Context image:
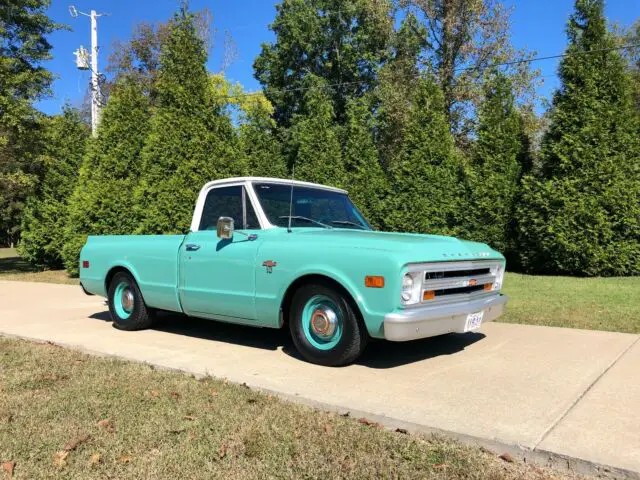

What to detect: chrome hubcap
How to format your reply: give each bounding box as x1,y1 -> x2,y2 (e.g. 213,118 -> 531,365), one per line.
121,288 -> 134,312
310,306 -> 338,339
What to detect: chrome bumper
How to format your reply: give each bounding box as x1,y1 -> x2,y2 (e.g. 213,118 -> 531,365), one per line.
383,294 -> 508,341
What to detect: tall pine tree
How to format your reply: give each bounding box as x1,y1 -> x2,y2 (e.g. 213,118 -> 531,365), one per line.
135,8 -> 239,234
289,76 -> 345,188
342,95 -> 388,228
517,0 -> 640,276
62,80 -> 151,275
466,72 -> 529,256
385,78 -> 465,236
19,107 -> 88,268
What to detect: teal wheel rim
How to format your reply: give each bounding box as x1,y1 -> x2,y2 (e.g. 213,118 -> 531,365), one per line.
301,295 -> 343,350
113,281 -> 134,320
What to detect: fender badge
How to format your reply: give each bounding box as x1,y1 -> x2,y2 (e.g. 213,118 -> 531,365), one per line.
263,260 -> 277,274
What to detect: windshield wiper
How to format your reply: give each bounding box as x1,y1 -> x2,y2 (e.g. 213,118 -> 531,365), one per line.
279,216 -> 332,229
331,220 -> 369,230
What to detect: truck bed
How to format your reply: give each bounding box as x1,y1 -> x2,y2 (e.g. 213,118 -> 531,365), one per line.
80,235 -> 186,312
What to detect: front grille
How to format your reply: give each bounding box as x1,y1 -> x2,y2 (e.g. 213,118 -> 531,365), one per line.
425,267 -> 490,280
434,284 -> 486,296
411,260 -> 502,305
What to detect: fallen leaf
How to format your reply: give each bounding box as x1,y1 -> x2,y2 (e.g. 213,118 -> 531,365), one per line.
218,444 -> 227,458
358,418 -> 381,428
323,423 -> 332,434
89,453 -> 101,466
210,390 -> 219,397
64,434 -> 90,451
170,391 -> 180,400
118,455 -> 132,464
183,415 -> 196,421
395,428 -> 408,435
499,453 -> 515,463
53,451 -> 69,468
2,461 -> 15,477
432,463 -> 448,469
150,390 -> 160,398
97,418 -> 115,433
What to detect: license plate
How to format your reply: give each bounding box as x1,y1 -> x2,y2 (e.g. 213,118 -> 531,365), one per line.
464,311 -> 484,332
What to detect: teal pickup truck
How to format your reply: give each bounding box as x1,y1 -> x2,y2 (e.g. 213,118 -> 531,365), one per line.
80,177 -> 507,366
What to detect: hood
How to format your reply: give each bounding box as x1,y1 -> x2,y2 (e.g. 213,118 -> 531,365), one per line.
291,228 -> 503,264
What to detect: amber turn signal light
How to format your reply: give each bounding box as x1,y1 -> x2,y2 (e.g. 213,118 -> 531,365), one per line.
365,276 -> 385,288
423,290 -> 435,301
483,283 -> 493,291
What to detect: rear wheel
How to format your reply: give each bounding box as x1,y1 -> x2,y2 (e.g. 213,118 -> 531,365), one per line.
108,271 -> 154,331
289,283 -> 367,366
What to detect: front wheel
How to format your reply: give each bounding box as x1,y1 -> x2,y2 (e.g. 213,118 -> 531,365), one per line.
108,271 -> 154,331
289,283 -> 367,366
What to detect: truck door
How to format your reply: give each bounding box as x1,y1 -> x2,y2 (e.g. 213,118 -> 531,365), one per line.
179,185 -> 261,321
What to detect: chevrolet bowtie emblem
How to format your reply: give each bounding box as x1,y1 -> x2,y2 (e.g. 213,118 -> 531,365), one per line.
262,260 -> 277,273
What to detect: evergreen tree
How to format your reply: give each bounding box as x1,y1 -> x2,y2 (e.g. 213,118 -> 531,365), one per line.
18,107 -> 88,268
62,80 -> 151,275
466,72 -> 529,256
517,0 -> 640,276
237,94 -> 287,178
289,76 -> 345,188
342,96 -> 388,228
385,78 -> 465,235
0,0 -> 60,246
135,8 -> 240,234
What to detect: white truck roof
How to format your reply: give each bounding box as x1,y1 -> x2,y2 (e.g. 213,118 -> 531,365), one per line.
200,177 -> 348,194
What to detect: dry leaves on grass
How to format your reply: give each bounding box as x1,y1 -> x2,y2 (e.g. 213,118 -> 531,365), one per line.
89,453 -> 101,466
183,415 -> 196,421
358,418 -> 381,428
170,391 -> 180,400
218,444 -> 227,459
118,455 -> 133,464
2,461 -> 15,477
63,434 -> 90,452
97,418 -> 115,433
323,423 -> 332,434
150,390 -> 160,398
53,451 -> 69,468
499,452 -> 515,463
210,390 -> 219,398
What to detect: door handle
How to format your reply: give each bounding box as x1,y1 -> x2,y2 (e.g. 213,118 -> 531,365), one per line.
185,244 -> 201,251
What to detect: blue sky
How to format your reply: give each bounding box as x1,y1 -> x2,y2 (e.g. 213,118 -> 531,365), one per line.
37,0 -> 639,115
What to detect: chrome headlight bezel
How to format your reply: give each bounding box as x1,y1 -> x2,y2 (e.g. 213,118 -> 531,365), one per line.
401,272 -> 422,305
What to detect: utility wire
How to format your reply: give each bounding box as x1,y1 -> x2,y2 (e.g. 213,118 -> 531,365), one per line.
214,43 -> 640,101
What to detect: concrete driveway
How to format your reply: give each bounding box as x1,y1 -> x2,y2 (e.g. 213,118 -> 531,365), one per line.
1,280 -> 639,477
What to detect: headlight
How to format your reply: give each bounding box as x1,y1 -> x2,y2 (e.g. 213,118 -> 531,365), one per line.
401,272 -> 421,305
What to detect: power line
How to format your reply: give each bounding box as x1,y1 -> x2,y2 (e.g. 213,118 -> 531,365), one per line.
214,43 -> 640,101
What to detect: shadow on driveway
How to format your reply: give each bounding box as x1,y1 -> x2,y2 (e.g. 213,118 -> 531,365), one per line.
89,310 -> 485,369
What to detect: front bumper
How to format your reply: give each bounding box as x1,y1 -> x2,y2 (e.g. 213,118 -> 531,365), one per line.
383,294 -> 508,341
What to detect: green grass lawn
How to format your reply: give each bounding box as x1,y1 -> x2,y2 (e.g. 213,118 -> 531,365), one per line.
2,247 -> 638,334
501,272 -> 640,334
0,338 -> 574,480
0,248 -> 77,285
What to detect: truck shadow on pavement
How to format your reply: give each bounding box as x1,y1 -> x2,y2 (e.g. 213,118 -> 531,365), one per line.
89,310 -> 485,369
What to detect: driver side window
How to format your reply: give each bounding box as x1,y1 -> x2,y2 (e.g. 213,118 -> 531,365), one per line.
199,186 -> 260,231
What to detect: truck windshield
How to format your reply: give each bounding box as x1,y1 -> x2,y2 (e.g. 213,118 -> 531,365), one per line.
253,183 -> 372,230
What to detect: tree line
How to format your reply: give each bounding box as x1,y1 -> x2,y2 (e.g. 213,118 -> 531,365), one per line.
2,0 -> 639,277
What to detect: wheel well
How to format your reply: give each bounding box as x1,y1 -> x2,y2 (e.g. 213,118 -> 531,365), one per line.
105,266 -> 132,293
280,274 -> 364,328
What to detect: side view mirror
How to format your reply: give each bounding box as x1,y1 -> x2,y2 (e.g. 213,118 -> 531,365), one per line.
217,216 -> 234,239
